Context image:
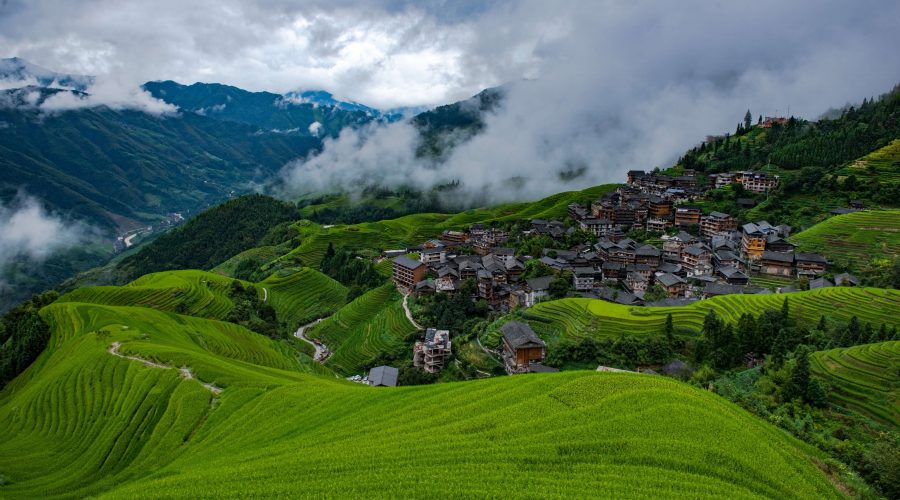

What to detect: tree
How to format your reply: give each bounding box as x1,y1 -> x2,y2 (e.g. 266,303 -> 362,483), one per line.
782,346 -> 827,407
664,313 -> 674,345
744,109 -> 753,130
644,284 -> 668,303
549,274 -> 572,299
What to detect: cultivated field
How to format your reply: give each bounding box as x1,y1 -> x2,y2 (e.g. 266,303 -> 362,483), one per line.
790,210 -> 900,270
524,287 -> 900,342
810,341 -> 899,427
306,283 -> 416,374
0,299 -> 843,498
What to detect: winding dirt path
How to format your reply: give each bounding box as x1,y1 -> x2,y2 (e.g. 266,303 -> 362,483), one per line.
402,294 -> 423,330
109,341 -> 222,394
294,319 -> 329,363
262,287 -> 268,303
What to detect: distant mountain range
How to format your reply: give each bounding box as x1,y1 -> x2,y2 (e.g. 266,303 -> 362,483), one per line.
0,57 -> 93,91
0,57 -> 503,233
0,57 -> 503,309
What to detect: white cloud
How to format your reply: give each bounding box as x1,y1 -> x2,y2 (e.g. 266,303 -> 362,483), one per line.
308,121 -> 323,136
38,75 -> 178,115
0,195 -> 92,268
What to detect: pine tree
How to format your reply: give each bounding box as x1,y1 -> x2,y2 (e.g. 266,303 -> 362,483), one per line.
744,109 -> 753,130
817,315 -> 827,332
664,313 -> 674,345
781,297 -> 790,321
783,346 -> 812,402
847,316 -> 861,345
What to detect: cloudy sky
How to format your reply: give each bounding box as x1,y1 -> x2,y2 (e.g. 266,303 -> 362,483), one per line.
2,0 -> 900,202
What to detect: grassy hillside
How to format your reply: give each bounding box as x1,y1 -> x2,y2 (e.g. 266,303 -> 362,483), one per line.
837,138 -> 900,188
789,210 -> 900,271
0,298 -> 842,497
306,283 -> 415,375
810,341 -> 899,426
260,267 -> 348,327
524,288 -> 900,343
281,184 -> 615,266
58,268 -> 346,333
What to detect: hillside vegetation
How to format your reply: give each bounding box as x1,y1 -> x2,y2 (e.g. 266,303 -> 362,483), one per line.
810,341 -> 899,426
307,283 -> 415,375
790,210 -> 900,273
524,287 -> 900,343
0,295 -> 842,498
281,184 -> 615,266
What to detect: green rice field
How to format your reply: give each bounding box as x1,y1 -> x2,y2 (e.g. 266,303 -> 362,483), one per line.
810,341 -> 899,427
789,210 -> 900,270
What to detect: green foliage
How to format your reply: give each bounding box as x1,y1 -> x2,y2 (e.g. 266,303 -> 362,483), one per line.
545,335 -> 673,369
0,105 -> 320,232
319,243 -> 384,292
789,210 -> 900,278
0,291 -> 58,388
526,287 -> 900,342
118,195 -> 299,281
0,307 -> 845,500
810,341 -> 900,426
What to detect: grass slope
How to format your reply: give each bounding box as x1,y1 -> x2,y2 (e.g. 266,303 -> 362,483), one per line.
810,341 -> 900,427
260,268 -> 348,327
0,300 -> 842,498
281,185 -> 616,266
524,288 -> 900,343
57,268 -> 347,331
789,210 -> 900,270
307,283 -> 415,374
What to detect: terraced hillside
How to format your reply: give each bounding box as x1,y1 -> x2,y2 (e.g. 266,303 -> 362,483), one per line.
57,268 -> 347,332
524,287 -> 900,343
280,184 -> 616,266
789,210 -> 900,270
810,341 -> 900,427
838,138 -> 900,188
57,270 -> 241,319
0,298 -> 843,498
306,283 -> 416,374
260,268 -> 348,327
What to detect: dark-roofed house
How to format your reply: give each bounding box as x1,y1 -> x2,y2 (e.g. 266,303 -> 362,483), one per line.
834,273 -> 859,287
674,206 -> 702,227
759,251 -> 794,276
501,321 -> 547,374
700,211 -> 737,239
810,277 -> 834,290
656,272 -> 688,298
717,266 -> 749,285
392,256 -> 426,289
368,366 -> 399,387
703,283 -> 745,298
795,253 -> 827,277
573,267 -> 597,291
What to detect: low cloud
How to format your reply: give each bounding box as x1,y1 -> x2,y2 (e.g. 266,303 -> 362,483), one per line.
279,1 -> 900,205
0,195 -> 93,270
38,75 -> 178,115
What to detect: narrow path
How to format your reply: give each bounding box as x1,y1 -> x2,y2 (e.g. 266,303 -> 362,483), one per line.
402,294 -> 423,330
294,318 -> 329,363
262,287 -> 268,303
109,342 -> 222,394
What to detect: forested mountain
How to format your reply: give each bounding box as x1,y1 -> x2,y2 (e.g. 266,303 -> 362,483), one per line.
412,86 -> 506,158
143,81 -> 379,137
0,102 -> 320,233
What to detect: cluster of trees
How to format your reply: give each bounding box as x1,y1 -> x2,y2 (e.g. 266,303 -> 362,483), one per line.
119,195 -> 300,282
223,280 -> 280,339
681,86 -> 900,176
545,334 -> 675,369
413,279 -> 489,336
697,300 -> 897,374
0,291 -> 58,388
703,304 -> 900,497
320,244 -> 384,300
